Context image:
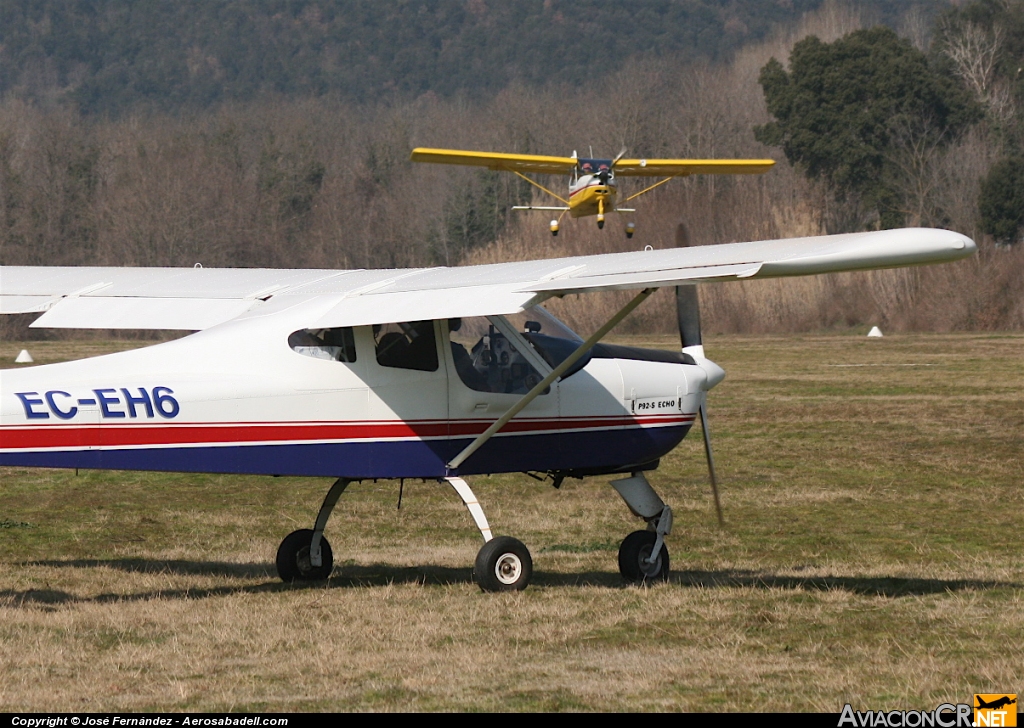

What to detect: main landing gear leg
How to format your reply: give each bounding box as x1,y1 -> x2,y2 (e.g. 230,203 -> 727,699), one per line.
610,472 -> 672,584
276,477 -> 350,582
446,476 -> 533,592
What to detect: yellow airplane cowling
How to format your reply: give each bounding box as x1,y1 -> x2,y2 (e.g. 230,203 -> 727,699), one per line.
569,184 -> 617,218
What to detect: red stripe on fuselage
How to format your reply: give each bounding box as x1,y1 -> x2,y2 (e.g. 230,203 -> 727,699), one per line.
0,415 -> 694,450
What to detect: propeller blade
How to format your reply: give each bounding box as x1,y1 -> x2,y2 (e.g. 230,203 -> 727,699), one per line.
675,221 -> 722,524
611,146 -> 628,167
699,394 -> 725,526
675,223 -> 702,351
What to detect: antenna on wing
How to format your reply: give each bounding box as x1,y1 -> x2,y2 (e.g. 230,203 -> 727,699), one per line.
675,222 -> 724,526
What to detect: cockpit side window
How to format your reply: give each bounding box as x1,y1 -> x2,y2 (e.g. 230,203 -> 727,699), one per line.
448,316 -> 549,395
374,321 -> 439,372
288,327 -> 357,362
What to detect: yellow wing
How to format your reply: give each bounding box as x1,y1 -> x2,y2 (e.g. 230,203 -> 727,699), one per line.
410,148 -> 577,175
613,159 -> 775,176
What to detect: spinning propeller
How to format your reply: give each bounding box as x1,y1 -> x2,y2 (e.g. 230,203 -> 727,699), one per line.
596,147 -> 628,185
675,223 -> 725,525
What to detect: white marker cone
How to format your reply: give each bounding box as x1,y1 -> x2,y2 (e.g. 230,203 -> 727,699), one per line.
867,326 -> 883,338
14,349 -> 34,363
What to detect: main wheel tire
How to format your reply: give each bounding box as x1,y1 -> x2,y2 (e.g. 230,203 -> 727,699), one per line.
276,528 -> 333,582
618,530 -> 670,584
474,536 -> 533,592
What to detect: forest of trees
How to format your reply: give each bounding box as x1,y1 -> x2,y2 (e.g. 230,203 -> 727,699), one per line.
0,0 -> 927,114
0,0 -> 1021,338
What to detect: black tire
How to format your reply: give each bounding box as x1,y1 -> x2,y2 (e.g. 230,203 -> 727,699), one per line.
474,536 -> 533,592
618,530 -> 670,584
276,528 -> 333,582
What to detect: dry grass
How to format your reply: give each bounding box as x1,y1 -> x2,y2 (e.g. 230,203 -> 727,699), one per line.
0,333 -> 1021,711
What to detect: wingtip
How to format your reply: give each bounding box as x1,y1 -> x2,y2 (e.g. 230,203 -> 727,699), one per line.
957,232 -> 978,255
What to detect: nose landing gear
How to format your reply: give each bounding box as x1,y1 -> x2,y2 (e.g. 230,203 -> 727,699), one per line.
611,472 -> 673,584
618,529 -> 670,583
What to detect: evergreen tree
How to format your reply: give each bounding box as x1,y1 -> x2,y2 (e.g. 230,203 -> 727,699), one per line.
756,27 -> 979,230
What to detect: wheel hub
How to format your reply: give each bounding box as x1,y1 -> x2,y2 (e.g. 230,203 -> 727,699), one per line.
494,553 -> 523,585
638,545 -> 662,577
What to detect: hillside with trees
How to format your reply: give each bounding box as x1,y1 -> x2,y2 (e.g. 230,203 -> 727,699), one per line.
0,0 -> 927,115
0,0 -> 1021,336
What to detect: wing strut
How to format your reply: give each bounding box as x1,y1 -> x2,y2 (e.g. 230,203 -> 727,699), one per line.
507,168 -> 570,205
447,287 -> 656,471
623,175 -> 676,203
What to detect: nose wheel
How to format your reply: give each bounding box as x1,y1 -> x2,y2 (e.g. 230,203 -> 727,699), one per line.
610,472 -> 673,584
618,530 -> 670,584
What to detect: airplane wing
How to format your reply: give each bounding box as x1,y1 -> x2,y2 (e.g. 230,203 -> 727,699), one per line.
0,228 -> 975,331
613,159 -> 775,176
410,148 -> 577,175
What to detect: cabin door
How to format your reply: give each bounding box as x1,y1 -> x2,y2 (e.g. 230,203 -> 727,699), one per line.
363,320 -> 449,477
442,316 -> 559,474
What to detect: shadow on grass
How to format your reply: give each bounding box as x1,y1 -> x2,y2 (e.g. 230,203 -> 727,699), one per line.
27,558 -> 273,578
1,560 -> 1017,608
668,569 -> 1020,597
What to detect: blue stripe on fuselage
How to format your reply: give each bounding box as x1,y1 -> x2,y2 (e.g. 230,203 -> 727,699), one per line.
0,425 -> 690,478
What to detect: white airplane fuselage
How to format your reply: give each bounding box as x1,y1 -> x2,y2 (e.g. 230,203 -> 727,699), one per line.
0,314 -> 717,479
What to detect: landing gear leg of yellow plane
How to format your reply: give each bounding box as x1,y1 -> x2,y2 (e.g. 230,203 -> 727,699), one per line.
277,476 -> 350,582
610,471 -> 672,584
597,198 -> 605,229
550,210 -> 567,237
447,476 -> 533,591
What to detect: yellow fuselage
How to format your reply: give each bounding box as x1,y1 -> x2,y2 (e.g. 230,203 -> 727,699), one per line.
568,180 -> 617,219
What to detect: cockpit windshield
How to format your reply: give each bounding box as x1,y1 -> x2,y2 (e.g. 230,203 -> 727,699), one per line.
507,306 -> 593,377
576,158 -> 613,180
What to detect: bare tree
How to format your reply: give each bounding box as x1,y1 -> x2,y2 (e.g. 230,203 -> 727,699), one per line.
942,21 -> 1014,123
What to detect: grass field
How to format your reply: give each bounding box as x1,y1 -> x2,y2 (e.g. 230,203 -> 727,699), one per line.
0,333 -> 1021,712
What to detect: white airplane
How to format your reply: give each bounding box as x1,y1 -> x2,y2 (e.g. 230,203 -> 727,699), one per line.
0,228 -> 975,591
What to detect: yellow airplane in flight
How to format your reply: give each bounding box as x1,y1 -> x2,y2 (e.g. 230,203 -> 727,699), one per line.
410,147 -> 774,237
